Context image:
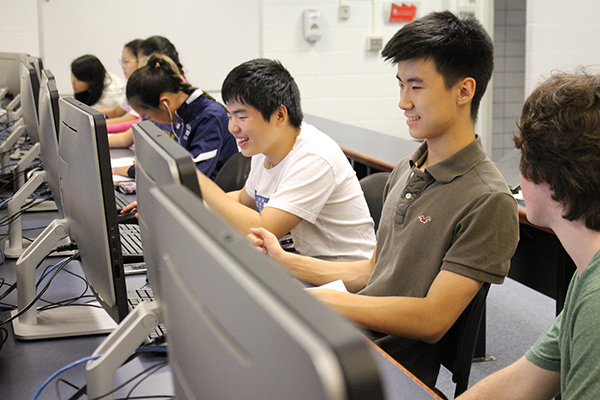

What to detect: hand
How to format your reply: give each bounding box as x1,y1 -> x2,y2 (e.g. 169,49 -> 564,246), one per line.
112,164 -> 132,177
121,201 -> 138,218
247,227 -> 286,263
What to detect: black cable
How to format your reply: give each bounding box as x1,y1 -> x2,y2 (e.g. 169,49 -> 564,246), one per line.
55,378 -> 81,400
0,327 -> 8,353
0,254 -> 76,326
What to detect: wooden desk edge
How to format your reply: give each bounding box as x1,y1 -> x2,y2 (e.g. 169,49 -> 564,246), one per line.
367,340 -> 444,400
342,147 -> 395,172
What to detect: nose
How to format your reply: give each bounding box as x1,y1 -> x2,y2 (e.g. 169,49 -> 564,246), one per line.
228,118 -> 240,133
398,90 -> 412,111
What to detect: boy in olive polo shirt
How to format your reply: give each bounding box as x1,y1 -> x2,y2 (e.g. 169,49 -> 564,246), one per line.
248,11 -> 519,390
459,71 -> 600,400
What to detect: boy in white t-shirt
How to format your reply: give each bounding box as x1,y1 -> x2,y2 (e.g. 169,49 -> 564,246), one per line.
195,58 -> 375,261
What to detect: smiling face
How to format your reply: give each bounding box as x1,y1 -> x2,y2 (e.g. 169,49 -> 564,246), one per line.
226,100 -> 280,158
396,58 -> 461,142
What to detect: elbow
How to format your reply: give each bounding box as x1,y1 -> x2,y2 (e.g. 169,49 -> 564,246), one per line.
420,321 -> 453,344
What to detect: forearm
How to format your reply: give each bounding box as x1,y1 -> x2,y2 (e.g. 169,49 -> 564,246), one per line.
280,252 -> 372,292
107,113 -> 137,125
458,357 -> 560,400
197,171 -> 268,235
108,130 -> 134,148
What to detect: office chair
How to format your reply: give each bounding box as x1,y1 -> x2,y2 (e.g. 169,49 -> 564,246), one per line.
359,172 -> 390,232
214,152 -> 251,192
438,282 -> 491,398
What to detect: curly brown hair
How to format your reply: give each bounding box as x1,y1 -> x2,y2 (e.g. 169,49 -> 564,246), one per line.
515,69 -> 600,230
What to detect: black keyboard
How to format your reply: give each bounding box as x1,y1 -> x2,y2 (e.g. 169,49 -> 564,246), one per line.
115,191 -> 131,210
127,287 -> 166,344
120,224 -> 143,262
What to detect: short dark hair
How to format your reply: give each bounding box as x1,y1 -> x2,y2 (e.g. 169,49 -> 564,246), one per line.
138,35 -> 184,77
71,54 -> 106,106
516,69 -> 600,231
381,11 -> 493,122
124,39 -> 143,59
221,58 -> 303,129
126,54 -> 195,111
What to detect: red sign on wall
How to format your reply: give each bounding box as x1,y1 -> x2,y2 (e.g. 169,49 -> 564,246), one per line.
389,4 -> 417,23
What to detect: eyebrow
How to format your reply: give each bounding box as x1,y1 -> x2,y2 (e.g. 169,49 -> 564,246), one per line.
396,75 -> 424,84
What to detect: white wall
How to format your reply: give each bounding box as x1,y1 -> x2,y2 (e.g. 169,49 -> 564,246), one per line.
526,0 -> 600,94
38,0 -> 260,96
0,0 -> 38,55
261,0 -> 452,141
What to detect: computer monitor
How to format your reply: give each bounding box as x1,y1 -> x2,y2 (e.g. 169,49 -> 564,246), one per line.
37,69 -> 62,215
11,97 -> 128,339
142,181 -> 384,400
86,120 -> 203,399
0,52 -> 24,96
20,60 -> 40,144
57,97 -> 128,322
133,120 -> 201,298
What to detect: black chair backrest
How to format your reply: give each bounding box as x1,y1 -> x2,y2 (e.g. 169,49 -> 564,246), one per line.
359,172 -> 390,232
439,282 -> 491,398
214,152 -> 251,192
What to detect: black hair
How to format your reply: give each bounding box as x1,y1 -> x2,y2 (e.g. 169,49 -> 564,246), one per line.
71,54 -> 106,106
381,10 -> 493,122
138,36 -> 184,77
221,58 -> 303,128
126,54 -> 195,111
124,39 -> 143,59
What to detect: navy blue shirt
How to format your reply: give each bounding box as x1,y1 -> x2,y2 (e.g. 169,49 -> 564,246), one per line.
173,90 -> 237,180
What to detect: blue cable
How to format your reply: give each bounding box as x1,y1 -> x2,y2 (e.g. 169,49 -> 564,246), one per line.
0,196 -> 14,209
36,257 -> 70,288
31,354 -> 102,400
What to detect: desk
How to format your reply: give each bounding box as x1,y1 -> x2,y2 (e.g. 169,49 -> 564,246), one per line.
0,199 -> 441,400
304,114 -> 420,178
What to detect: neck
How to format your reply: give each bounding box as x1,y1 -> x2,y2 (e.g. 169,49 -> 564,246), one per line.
265,125 -> 301,168
553,219 -> 600,276
422,123 -> 476,169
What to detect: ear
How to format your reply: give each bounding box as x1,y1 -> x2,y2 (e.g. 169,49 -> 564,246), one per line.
457,77 -> 476,106
273,105 -> 289,127
159,94 -> 171,111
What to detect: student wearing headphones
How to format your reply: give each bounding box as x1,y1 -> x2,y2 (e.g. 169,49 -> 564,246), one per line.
124,54 -> 237,180
108,36 -> 184,151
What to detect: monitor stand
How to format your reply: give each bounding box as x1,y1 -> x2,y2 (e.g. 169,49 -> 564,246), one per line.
3,170 -> 70,258
11,218 -> 117,340
86,302 -> 162,400
0,120 -> 25,169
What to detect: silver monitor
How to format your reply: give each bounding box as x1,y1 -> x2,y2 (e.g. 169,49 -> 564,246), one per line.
145,182 -> 384,400
37,69 -> 62,215
57,97 -> 128,322
20,61 -> 40,144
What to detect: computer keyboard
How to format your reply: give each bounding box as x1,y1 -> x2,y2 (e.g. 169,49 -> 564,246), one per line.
127,287 -> 166,344
120,224 -> 144,262
115,190 -> 132,210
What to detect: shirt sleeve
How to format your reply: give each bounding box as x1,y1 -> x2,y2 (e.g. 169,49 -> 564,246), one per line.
186,114 -> 225,179
265,155 -> 336,224
525,312 -> 562,372
441,191 -> 519,283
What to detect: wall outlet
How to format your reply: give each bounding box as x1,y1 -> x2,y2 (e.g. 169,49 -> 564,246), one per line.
366,36 -> 383,51
339,4 -> 350,19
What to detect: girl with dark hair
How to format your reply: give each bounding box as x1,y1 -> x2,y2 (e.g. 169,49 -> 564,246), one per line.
98,39 -> 144,131
115,54 -> 237,180
70,54 -> 124,109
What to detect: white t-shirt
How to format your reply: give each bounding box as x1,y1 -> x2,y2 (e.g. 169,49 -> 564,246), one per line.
92,72 -> 125,110
117,94 -> 140,117
245,122 -> 376,261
